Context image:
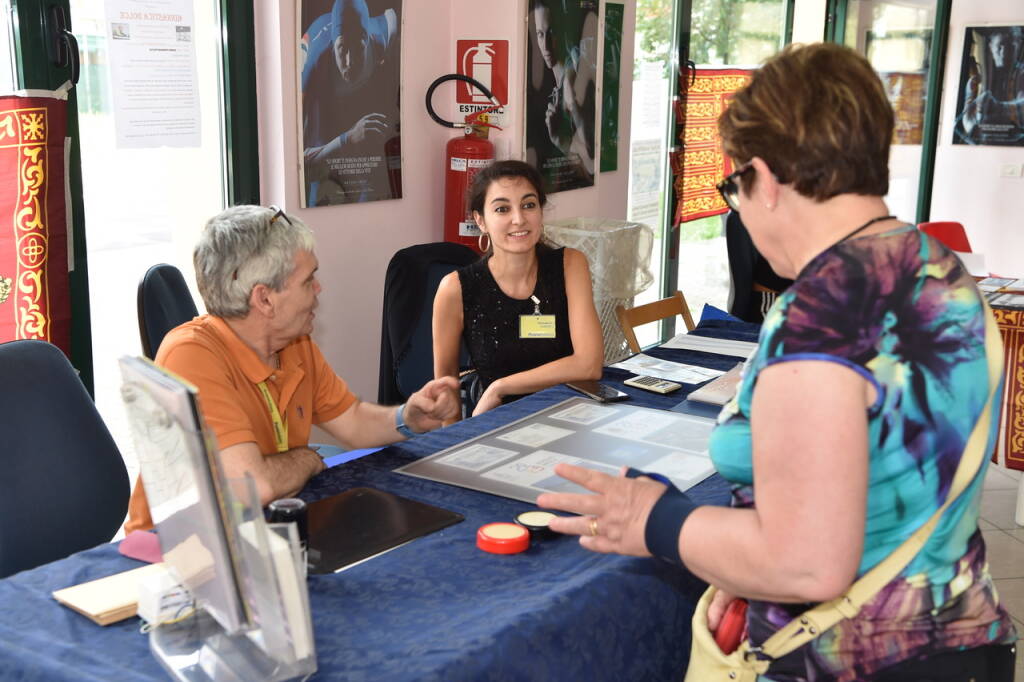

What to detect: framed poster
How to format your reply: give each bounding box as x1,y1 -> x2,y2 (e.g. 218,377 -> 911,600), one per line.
952,26 -> 1024,147
525,0 -> 598,193
299,0 -> 404,207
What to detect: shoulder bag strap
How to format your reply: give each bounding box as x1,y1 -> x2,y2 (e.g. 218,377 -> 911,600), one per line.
755,301 -> 1003,660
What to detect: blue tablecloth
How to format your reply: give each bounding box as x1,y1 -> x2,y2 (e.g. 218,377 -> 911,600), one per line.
0,320 -> 760,681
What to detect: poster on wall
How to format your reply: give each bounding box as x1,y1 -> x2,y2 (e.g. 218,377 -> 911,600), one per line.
879,72 -> 926,145
952,26 -> 1024,147
600,3 -> 624,173
299,0 -> 403,207
525,0 -> 598,193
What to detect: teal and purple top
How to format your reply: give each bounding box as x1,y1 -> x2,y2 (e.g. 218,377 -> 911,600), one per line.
709,225 -> 1017,681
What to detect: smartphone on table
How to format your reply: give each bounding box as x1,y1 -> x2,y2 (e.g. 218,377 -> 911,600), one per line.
565,380 -> 630,403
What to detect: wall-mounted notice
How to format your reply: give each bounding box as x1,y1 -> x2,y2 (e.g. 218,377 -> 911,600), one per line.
105,0 -> 201,148
455,40 -> 509,129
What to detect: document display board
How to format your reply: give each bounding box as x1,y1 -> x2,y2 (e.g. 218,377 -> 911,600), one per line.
397,397 -> 717,503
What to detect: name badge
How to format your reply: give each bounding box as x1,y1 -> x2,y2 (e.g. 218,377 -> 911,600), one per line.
520,314 -> 557,339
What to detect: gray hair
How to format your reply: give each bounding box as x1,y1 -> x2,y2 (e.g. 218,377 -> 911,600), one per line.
194,205 -> 315,318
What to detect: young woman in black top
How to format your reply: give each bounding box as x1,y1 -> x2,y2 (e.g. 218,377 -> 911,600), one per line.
432,161 -> 603,417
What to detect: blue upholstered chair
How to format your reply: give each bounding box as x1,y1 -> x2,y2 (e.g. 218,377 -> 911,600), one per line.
137,263 -> 199,360
378,242 -> 478,405
0,340 -> 129,578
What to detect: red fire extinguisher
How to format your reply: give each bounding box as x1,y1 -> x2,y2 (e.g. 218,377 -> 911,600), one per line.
426,74 -> 502,253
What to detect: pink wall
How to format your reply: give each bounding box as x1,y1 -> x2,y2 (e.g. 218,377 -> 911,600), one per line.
255,1 -> 636,402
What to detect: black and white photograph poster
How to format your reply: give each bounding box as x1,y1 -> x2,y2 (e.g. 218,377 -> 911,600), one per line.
952,25 -> 1024,147
526,0 -> 598,193
299,0 -> 403,206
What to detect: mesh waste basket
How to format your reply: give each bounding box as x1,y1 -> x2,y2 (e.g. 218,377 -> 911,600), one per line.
543,218 -> 654,363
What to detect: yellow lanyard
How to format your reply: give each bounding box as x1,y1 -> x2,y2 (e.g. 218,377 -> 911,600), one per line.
256,380 -> 289,453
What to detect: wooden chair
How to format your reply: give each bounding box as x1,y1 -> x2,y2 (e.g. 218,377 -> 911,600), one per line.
615,290 -> 695,354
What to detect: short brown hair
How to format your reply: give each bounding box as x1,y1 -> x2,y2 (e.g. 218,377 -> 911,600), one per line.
718,43 -> 893,201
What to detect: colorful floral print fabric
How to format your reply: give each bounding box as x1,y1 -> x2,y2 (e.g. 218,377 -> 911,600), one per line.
708,226 -> 1017,681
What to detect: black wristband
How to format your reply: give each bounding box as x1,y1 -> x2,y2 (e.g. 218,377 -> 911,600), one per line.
644,482 -> 698,565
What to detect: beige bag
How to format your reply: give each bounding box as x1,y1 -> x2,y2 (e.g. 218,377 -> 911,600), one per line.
684,303 -> 1003,681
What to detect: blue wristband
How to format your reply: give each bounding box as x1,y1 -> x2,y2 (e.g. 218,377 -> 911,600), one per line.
627,468 -> 698,565
395,403 -> 416,439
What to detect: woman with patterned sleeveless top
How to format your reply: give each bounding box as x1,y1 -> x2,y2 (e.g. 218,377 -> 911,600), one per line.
537,44 -> 1017,680
432,160 -> 603,418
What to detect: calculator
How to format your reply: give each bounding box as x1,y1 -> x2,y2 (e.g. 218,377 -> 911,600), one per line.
623,375 -> 682,394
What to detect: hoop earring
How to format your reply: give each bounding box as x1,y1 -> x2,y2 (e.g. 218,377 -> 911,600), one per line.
478,232 -> 491,252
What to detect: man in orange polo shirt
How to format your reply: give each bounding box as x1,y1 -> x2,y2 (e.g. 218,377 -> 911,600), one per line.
126,205 -> 460,532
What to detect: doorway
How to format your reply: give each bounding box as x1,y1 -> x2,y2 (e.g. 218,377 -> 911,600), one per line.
70,0 -> 229,494
627,0 -> 791,346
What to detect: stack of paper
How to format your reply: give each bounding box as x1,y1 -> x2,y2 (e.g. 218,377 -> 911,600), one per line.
52,563 -> 166,625
610,354 -> 726,384
978,277 -> 1024,293
660,333 -> 757,359
685,363 -> 744,406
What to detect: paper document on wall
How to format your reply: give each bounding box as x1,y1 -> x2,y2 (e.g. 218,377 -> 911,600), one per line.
610,353 -> 725,384
105,0 -> 201,148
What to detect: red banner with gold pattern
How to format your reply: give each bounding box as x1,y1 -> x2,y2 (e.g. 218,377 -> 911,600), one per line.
673,68 -> 752,224
0,95 -> 70,354
993,306 -> 1024,471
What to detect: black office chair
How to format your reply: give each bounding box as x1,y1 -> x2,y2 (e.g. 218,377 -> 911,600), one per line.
725,211 -> 793,324
137,263 -> 199,359
0,340 -> 129,578
378,242 -> 478,405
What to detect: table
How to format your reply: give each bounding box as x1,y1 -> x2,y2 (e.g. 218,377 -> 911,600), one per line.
990,302 -> 1024,525
0,320 -> 758,681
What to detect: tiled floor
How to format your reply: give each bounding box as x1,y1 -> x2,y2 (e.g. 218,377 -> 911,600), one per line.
981,464 -> 1024,680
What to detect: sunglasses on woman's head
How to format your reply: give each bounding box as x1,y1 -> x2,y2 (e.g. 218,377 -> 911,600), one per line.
716,163 -> 754,212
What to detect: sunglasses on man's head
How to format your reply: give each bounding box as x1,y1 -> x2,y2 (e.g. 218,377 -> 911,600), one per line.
268,205 -> 293,226
716,163 -> 754,213
232,206 -> 294,281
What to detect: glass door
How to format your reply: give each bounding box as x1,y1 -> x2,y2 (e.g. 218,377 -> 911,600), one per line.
69,0 -> 232,493
839,0 -> 940,223
4,0 -> 256,530
673,0 -> 791,329
627,0 -> 791,347
627,0 -> 677,348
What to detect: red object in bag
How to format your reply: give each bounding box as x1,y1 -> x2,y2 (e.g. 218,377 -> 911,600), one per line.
713,598 -> 749,654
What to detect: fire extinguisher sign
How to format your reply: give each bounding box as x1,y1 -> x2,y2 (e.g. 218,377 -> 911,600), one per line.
456,40 -> 509,128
